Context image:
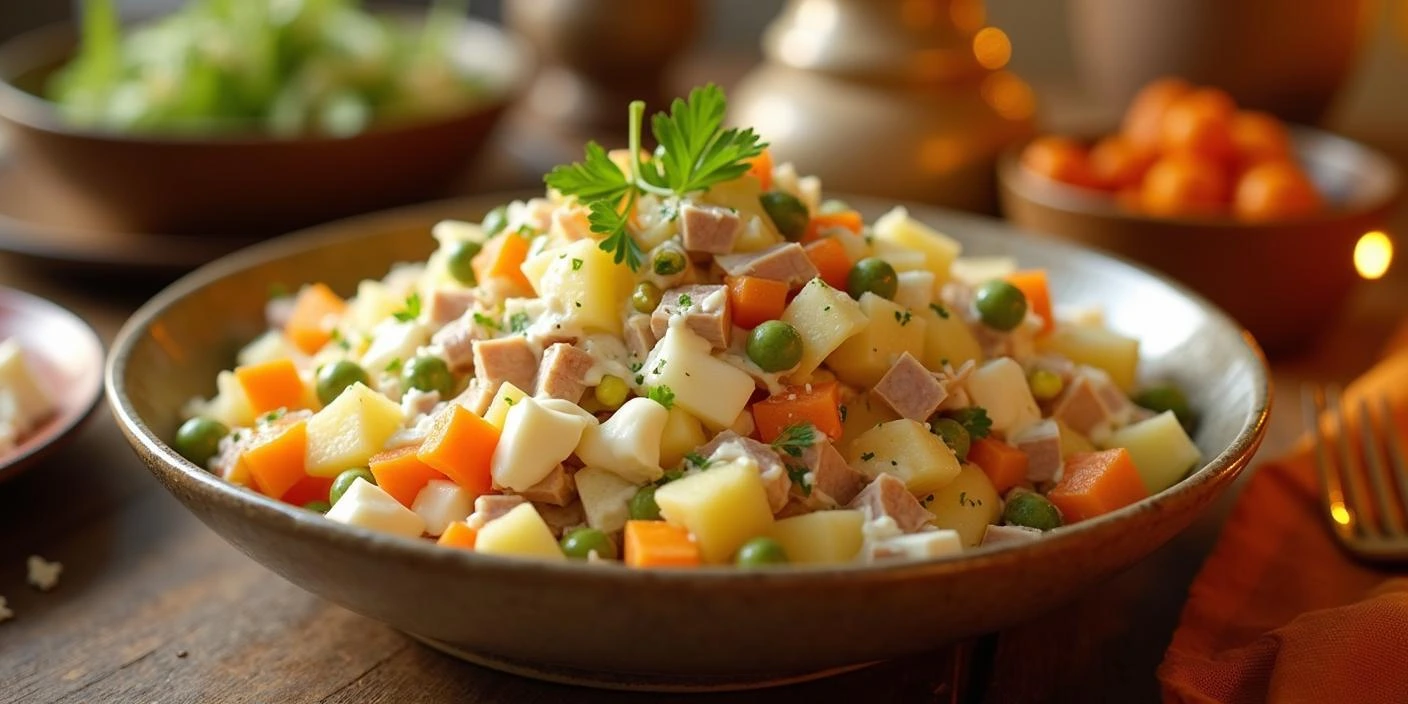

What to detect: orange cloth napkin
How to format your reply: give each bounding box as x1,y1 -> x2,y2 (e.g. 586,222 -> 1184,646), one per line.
1159,330 -> 1408,704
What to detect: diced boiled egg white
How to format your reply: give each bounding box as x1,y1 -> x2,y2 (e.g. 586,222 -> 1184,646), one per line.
575,397 -> 667,484
865,529 -> 964,561
641,323 -> 754,429
411,480 -> 474,537
950,256 -> 1017,287
574,466 -> 641,534
491,397 -> 592,491
965,358 -> 1042,436
360,320 -> 429,374
893,270 -> 937,312
326,478 -> 427,538
26,555 -> 62,591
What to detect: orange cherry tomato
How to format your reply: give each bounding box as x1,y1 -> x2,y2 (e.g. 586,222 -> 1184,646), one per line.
1230,110 -> 1292,169
1140,155 -> 1230,218
1233,160 -> 1323,222
1121,76 -> 1193,152
1020,136 -> 1097,189
1088,135 -> 1156,191
1159,88 -> 1237,163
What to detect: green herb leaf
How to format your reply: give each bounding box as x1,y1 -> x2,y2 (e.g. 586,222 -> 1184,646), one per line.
385,358 -> 402,373
571,258 -> 584,271
647,384 -> 675,409
508,312 -> 531,333
770,423 -> 816,458
644,84 -> 767,194
544,141 -> 631,202
473,312 -> 500,330
684,452 -> 711,469
786,463 -> 813,496
930,303 -> 951,319
943,407 -> 993,441
393,293 -> 422,323
677,293 -> 692,310
588,197 -> 644,271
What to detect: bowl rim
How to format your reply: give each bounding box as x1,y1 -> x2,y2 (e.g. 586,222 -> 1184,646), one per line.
997,125 -> 1403,229
105,192 -> 1272,585
0,10 -> 533,147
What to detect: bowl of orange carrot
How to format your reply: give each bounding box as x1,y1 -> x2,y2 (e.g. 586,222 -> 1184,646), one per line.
998,77 -> 1400,353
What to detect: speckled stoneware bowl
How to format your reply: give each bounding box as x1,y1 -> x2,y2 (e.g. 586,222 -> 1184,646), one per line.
106,195 -> 1270,691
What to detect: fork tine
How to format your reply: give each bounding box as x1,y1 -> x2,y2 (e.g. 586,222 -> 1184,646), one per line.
1304,385 -> 1353,538
1358,397 -> 1404,536
1381,396 -> 1408,526
1330,385 -> 1374,536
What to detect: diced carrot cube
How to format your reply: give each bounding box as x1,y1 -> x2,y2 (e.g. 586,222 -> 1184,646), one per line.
1006,269 -> 1054,334
1047,448 -> 1149,522
284,283 -> 346,355
803,237 -> 854,290
282,474 -> 334,506
370,445 -> 449,508
624,520 -> 701,568
968,438 -> 1030,495
234,358 -> 307,416
751,381 -> 843,442
437,521 -> 478,550
802,209 -> 863,244
472,234 -> 533,293
746,149 -> 773,192
241,420 -> 308,501
417,405 -> 499,497
727,276 -> 789,330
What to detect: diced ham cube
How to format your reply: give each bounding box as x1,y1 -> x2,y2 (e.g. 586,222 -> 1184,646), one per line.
775,498 -> 812,519
401,388 -> 441,421
519,464 -> 578,506
466,494 -> 525,530
1051,375 -> 1120,436
715,243 -> 819,288
427,288 -> 479,326
454,378 -> 496,416
472,337 -> 538,395
871,352 -> 946,422
803,440 -> 868,506
981,524 -> 1044,546
651,284 -> 731,350
1081,367 -> 1134,423
431,314 -> 484,373
535,343 -> 595,403
679,203 -> 742,254
623,314 -> 657,360
535,500 -> 587,538
699,430 -> 790,513
1012,419 -> 1063,483
846,474 -> 933,534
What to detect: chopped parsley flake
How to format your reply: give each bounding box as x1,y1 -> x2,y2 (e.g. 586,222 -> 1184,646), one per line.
930,303 -> 951,319
259,409 -> 286,424
860,452 -> 876,461
684,452 -> 711,469
770,423 -> 816,458
393,293 -> 422,322
647,385 -> 675,409
677,293 -> 692,310
786,464 -> 813,496
509,312 -> 531,333
839,405 -> 848,423
895,310 -> 912,326
385,358 -> 402,372
943,407 -> 993,441
473,312 -> 500,330
571,258 -> 584,271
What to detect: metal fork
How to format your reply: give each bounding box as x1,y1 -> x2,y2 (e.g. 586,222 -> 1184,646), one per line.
1302,385 -> 1408,562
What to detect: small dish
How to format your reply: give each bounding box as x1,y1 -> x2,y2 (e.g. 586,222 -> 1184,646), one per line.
0,286 -> 104,480
997,126 -> 1401,354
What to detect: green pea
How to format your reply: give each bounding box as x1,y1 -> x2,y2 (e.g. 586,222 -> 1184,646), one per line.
1028,369 -> 1064,402
818,198 -> 852,215
446,240 -> 482,285
652,248 -> 687,276
746,320 -> 804,372
303,500 -> 333,514
628,485 -> 661,521
1134,385 -> 1195,429
759,191 -> 809,241
560,527 -> 618,560
402,355 -> 455,396
846,257 -> 899,300
330,468 -> 375,506
173,417 -> 229,467
631,281 -> 662,313
974,280 -> 1028,332
930,417 -> 971,460
594,375 -> 629,410
735,537 -> 788,567
481,205 -> 508,236
1003,492 -> 1063,531
316,360 -> 370,405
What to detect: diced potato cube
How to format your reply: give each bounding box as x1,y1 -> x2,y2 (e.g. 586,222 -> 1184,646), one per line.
359,320 -> 429,375
305,383 -> 404,477
654,460 -> 774,564
924,463 -> 1002,547
965,358 -> 1042,435
576,397 -> 668,484
872,207 -> 961,285
531,238 -> 635,336
871,239 -> 928,273
847,419 -> 961,496
491,397 -> 592,491
344,280 -> 404,335
918,303 -> 983,370
1056,420 -> 1097,459
483,382 -> 529,429
769,510 -> 865,564
1103,411 -> 1201,493
826,293 -> 927,388
202,370 -> 256,429
659,406 -> 708,469
475,503 -> 566,561
411,479 -> 474,537
326,478 -> 426,538
781,279 -> 867,381
838,394 -> 899,456
236,331 -> 301,368
950,256 -> 1017,287
893,270 -> 937,312
575,466 -> 641,534
642,326 -> 754,429
1041,325 -> 1140,391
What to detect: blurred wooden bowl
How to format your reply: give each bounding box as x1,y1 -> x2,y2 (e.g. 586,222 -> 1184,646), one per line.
998,127 -> 1401,354
0,14 -> 530,237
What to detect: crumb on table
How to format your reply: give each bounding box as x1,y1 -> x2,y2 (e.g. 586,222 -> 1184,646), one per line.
26,555 -> 62,591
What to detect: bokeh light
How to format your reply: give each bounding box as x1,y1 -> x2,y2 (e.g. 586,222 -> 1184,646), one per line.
1354,231 -> 1393,280
972,27 -> 1012,70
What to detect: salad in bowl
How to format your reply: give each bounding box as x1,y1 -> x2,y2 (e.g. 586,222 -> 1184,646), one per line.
172,86 -> 1202,570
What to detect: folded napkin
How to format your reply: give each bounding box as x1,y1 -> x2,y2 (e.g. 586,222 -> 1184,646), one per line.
1159,329 -> 1408,704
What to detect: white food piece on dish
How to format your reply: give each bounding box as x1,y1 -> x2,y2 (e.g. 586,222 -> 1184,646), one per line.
0,338 -> 55,436
769,510 -> 866,565
872,206 -> 962,285
1041,325 -> 1140,392
965,358 -> 1042,436
529,238 -> 634,336
325,478 -> 426,538
1103,410 -> 1201,494
482,382 -> 529,429
574,466 -> 640,534
360,320 -> 429,375
236,330 -> 303,368
866,529 -> 965,561
411,480 -> 474,537
641,324 -> 754,430
781,279 -> 867,382
491,396 -> 591,491
893,270 -> 937,312
871,238 -> 927,273
950,256 -> 1017,287
474,503 -> 566,561
304,382 -> 404,477
654,459 -> 774,564
26,555 -> 62,591
576,397 -> 667,484
0,595 -> 11,622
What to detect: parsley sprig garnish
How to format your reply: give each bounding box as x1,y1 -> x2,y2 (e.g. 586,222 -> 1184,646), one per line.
543,84 -> 766,272
647,385 -> 675,409
770,423 -> 816,458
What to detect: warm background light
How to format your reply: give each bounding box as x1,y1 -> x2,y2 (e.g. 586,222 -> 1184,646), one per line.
1354,231 -> 1393,280
972,27 -> 1012,70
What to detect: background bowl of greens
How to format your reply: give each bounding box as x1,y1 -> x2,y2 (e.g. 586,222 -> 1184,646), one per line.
0,0 -> 530,236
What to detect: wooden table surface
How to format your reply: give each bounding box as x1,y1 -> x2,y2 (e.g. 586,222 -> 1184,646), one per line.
3,71 -> 1408,702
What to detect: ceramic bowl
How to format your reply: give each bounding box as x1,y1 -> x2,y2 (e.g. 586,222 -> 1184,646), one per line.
0,14 -> 530,236
997,127 -> 1400,355
106,195 -> 1270,690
